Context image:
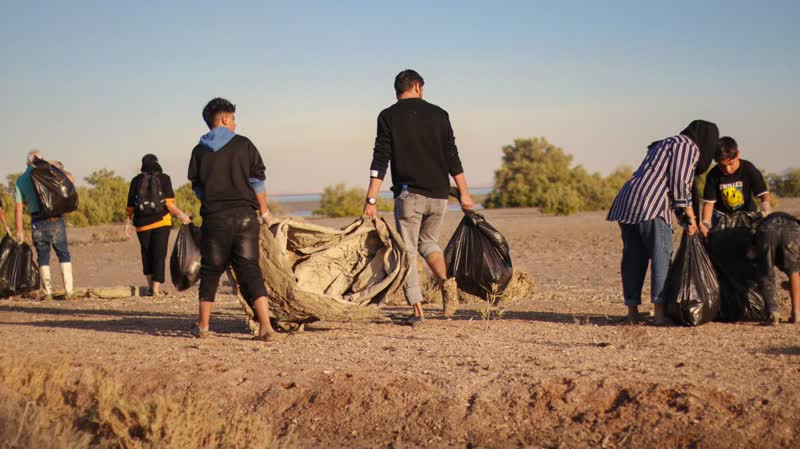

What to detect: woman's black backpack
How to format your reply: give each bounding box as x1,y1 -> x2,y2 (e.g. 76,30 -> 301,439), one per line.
134,173 -> 166,216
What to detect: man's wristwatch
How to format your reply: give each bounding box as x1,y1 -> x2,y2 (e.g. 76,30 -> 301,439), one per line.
366,197 -> 377,205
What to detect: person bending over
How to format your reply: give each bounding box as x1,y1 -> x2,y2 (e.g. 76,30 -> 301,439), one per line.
188,98 -> 277,341
755,212 -> 800,325
700,136 -> 771,236
607,120 -> 719,325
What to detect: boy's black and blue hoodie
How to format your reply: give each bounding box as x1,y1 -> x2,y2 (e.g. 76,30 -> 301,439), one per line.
188,127 -> 267,217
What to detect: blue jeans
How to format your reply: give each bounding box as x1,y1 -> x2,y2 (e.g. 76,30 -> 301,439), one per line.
619,218 -> 673,306
31,217 -> 71,267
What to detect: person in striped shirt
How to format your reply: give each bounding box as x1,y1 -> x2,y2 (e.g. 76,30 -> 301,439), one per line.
608,120 -> 719,325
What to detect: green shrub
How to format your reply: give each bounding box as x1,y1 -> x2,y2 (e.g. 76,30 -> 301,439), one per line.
314,183 -> 392,218
484,137 -> 632,215
64,170 -> 129,227
174,183 -> 202,226
766,169 -> 800,197
2,170 -> 289,231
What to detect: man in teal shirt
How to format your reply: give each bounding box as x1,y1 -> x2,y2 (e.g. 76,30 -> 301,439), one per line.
15,150 -> 75,300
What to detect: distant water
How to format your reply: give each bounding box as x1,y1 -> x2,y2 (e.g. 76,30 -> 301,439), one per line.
274,187 -> 492,217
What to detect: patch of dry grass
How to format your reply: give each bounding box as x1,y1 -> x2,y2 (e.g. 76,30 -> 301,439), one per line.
0,356 -> 290,449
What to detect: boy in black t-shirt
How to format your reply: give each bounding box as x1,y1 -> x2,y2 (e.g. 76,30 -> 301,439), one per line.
700,136 -> 771,236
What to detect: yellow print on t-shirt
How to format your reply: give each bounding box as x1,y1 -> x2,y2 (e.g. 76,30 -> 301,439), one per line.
720,184 -> 744,209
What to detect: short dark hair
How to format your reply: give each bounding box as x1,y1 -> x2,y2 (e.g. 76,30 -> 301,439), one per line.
715,136 -> 739,162
394,70 -> 424,96
202,98 -> 236,129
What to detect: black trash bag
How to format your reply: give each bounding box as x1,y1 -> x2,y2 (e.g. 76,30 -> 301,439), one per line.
444,210 -> 513,299
665,232 -> 720,326
30,159 -> 79,219
0,237 -> 16,297
708,211 -> 767,322
0,238 -> 40,298
170,223 -> 202,291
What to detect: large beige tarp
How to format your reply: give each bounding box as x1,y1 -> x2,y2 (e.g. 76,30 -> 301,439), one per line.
238,217 -> 409,333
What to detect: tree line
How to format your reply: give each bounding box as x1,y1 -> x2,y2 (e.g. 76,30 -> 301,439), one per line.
1,139 -> 798,230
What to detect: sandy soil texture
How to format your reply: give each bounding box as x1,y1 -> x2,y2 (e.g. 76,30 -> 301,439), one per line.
1,200 -> 799,448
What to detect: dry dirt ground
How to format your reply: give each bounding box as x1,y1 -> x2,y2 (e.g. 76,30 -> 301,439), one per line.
2,200 -> 800,449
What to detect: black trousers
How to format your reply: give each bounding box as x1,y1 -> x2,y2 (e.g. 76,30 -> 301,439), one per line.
136,226 -> 171,284
199,208 -> 267,304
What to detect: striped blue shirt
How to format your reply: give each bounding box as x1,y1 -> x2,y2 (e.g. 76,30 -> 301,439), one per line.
607,135 -> 699,226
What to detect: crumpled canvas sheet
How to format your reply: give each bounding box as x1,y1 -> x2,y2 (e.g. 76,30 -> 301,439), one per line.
238,217 -> 409,332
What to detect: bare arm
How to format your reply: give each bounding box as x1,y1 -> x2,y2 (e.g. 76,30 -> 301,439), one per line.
758,192 -> 772,216
165,199 -> 191,225
15,202 -> 24,242
452,173 -> 473,211
0,207 -> 9,232
363,178 -> 383,219
699,202 -> 714,237
256,192 -> 268,215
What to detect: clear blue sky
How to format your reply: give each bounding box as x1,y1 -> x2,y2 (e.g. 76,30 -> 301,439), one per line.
1,0 -> 798,194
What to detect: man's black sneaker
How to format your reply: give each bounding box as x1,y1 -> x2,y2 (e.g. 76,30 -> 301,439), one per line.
404,315 -> 424,327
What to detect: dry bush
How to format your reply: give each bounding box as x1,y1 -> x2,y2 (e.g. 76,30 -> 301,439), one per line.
91,228 -> 126,243
501,271 -> 536,302
0,384 -> 91,449
0,356 -> 290,449
383,258 -> 535,311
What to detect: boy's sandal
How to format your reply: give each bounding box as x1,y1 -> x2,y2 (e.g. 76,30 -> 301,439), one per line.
191,324 -> 210,338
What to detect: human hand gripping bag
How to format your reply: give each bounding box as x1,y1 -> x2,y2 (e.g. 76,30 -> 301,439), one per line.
170,223 -> 202,291
444,210 -> 513,299
708,211 -> 767,322
665,232 -> 720,325
30,159 -> 79,219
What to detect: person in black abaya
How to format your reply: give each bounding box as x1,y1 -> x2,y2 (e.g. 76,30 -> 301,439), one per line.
680,120 -> 720,218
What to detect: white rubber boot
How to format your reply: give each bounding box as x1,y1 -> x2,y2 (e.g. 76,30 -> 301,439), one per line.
61,262 -> 74,299
40,265 -> 52,299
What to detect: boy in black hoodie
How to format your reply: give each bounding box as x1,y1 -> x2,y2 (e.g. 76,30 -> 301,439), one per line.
755,212 -> 800,325
187,98 -> 277,341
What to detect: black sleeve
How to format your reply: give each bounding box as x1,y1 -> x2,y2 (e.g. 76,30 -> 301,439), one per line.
747,161 -> 769,196
162,174 -> 175,198
369,112 -> 392,180
702,169 -> 719,202
249,142 -> 266,182
127,176 -> 137,208
442,112 -> 464,177
188,148 -> 202,188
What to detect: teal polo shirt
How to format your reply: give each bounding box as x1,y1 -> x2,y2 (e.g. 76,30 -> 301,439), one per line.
14,167 -> 41,215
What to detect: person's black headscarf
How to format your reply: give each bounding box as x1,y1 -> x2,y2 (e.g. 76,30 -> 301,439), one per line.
140,154 -> 163,174
680,120 -> 719,217
680,120 -> 719,176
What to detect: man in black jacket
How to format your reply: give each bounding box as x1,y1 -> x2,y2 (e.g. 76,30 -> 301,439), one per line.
363,70 -> 473,325
188,98 -> 277,341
